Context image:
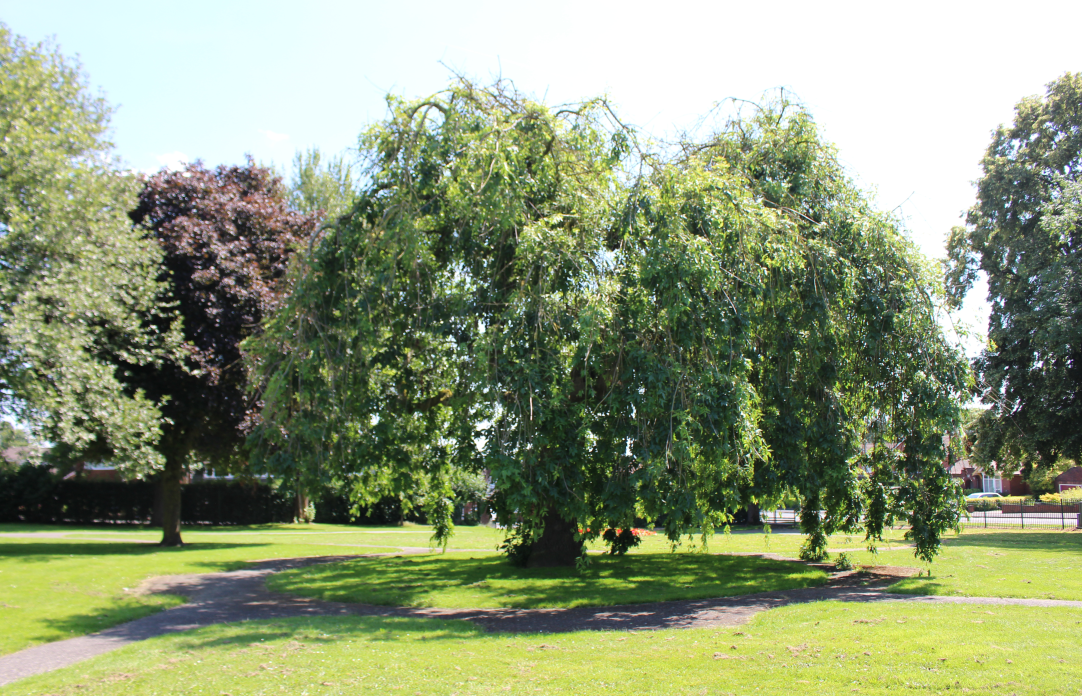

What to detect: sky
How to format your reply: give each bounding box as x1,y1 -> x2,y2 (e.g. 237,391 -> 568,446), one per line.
2,0 -> 1081,354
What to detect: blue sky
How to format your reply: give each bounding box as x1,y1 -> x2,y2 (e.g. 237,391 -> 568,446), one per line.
3,0 -> 1081,351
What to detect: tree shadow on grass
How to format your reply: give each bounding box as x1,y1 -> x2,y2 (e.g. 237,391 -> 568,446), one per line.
270,553 -> 829,609
26,595 -> 188,647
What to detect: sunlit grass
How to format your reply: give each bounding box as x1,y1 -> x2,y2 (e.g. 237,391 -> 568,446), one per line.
0,526 -> 408,656
842,528 -> 1082,600
4,522 -> 1080,661
8,602 -> 1080,695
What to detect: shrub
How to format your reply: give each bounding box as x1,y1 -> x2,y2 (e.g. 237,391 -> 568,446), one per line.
1024,458 -> 1077,496
602,528 -> 643,555
313,490 -> 427,525
834,552 -> 855,571
0,464 -> 58,523
1039,488 -> 1082,504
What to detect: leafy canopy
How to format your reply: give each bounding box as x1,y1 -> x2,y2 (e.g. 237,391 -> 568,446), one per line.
946,72 -> 1082,472
248,80 -> 968,563
287,147 -> 355,219
127,160 -> 321,468
0,24 -> 177,472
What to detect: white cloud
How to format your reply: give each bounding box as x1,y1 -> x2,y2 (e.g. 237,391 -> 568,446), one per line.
259,129 -> 289,143
155,151 -> 189,172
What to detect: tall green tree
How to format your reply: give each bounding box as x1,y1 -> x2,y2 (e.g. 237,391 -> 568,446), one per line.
0,25 -> 177,474
946,72 -> 1082,473
128,160 -> 320,545
287,147 -> 355,219
248,80 -> 968,566
0,420 -> 39,472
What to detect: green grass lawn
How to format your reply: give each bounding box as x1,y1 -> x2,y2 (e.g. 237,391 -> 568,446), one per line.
638,525 -> 1082,602
0,523 -> 458,656
834,528 -> 1082,600
4,522 -> 1080,663
8,601 -> 1080,695
0,522 -> 825,656
620,525 -> 916,556
267,552 -> 828,609
1,521 -> 507,552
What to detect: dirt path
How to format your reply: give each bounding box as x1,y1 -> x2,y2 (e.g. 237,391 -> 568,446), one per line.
2,555 -> 1081,687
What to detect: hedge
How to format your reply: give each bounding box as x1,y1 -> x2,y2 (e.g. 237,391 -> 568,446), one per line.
0,465 -> 292,525
0,464 -> 456,527
314,490 -> 427,525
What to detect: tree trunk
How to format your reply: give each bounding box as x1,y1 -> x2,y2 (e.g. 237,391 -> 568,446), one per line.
294,486 -> 311,523
160,455 -> 184,546
746,502 -> 760,526
526,509 -> 583,567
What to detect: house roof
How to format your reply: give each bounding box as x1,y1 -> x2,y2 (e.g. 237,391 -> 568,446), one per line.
946,458 -> 972,476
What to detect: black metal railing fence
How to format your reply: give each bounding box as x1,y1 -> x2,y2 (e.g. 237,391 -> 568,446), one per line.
964,499 -> 1081,530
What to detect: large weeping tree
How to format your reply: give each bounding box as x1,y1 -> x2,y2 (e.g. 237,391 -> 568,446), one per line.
247,80 -> 968,566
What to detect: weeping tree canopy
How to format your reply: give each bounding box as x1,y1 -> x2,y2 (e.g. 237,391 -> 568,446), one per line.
246,80 -> 969,566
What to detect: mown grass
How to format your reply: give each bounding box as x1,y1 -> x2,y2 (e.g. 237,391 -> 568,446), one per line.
640,525 -> 1082,602
267,552 -> 828,609
0,522 -> 820,656
9,602 -> 1081,695
0,524 -> 429,656
844,528 -> 1082,600
621,525 -> 915,556
4,522 -> 1079,660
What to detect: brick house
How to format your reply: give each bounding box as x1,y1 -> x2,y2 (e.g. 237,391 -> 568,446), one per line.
1054,467 -> 1082,493
946,458 -> 1030,495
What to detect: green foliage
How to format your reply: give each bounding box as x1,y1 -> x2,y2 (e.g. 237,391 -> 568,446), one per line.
0,25 -> 178,472
967,495 -> 1031,511
833,551 -> 855,570
947,72 -> 1082,476
1024,457 -> 1075,495
0,421 -> 38,472
450,466 -> 487,524
497,525 -> 537,567
0,421 -> 31,448
287,147 -> 355,219
601,527 -> 642,555
0,468 -> 296,524
249,79 -> 968,565
1039,488 -> 1082,503
0,463 -> 55,522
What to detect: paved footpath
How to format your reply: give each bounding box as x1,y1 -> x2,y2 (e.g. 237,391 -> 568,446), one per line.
2,556 -> 1082,687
